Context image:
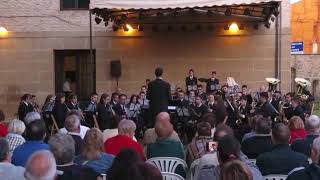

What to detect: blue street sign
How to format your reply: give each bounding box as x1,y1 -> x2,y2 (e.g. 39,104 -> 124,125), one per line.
291,42 -> 304,54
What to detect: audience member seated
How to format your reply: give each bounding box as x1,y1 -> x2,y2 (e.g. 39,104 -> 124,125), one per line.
200,113 -> 217,137
241,118 -> 272,159
52,93 -> 68,128
6,119 -> 26,152
143,113 -> 180,146
0,110 -> 8,137
75,128 -> 114,174
241,115 -> 263,143
60,114 -> 89,139
220,160 -> 253,180
24,150 -> 56,180
287,136 -> 320,180
197,135 -> 262,180
107,148 -> 143,180
48,133 -> 100,180
63,115 -> 83,155
102,115 -> 137,142
147,112 -> 185,177
12,120 -> 49,167
24,112 -> 41,125
186,121 -> 213,166
256,123 -> 309,175
289,116 -> 307,144
133,161 -> 163,180
0,138 -> 25,180
291,115 -> 320,156
104,119 -> 145,160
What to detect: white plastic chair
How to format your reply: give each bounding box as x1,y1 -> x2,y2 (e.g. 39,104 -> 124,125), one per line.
249,159 -> 256,164
146,157 -> 187,173
188,159 -> 200,180
263,175 -> 287,180
162,172 -> 185,180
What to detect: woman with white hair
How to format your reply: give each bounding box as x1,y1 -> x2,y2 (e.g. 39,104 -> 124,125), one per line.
226,77 -> 240,94
6,119 -> 26,152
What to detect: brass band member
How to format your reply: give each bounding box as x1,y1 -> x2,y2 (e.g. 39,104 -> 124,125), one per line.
197,85 -> 207,102
199,71 -> 220,94
185,69 -> 198,94
256,92 -> 278,119
291,96 -> 306,121
207,94 -> 216,113
241,85 -> 253,105
190,96 -> 209,121
67,94 -> 81,111
97,93 -> 114,130
238,95 -> 252,125
52,93 -> 68,128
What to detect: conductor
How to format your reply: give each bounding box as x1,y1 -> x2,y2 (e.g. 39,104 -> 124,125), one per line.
147,67 -> 171,127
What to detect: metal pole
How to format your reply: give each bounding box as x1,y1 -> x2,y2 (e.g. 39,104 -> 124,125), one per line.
279,2 -> 282,90
275,7 -> 279,80
89,9 -> 93,62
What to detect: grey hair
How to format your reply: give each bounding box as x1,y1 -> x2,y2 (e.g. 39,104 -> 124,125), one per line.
64,115 -> 80,132
24,112 -> 41,124
313,137 -> 320,153
8,119 -> 26,135
24,150 -> 56,180
0,138 -> 9,162
48,133 -> 75,165
305,115 -> 320,134
118,119 -> 136,135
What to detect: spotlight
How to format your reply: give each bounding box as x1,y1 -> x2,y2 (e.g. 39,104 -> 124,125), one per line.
239,24 -> 244,30
138,25 -> 144,31
264,22 -> 271,29
167,25 -> 173,31
207,10 -> 213,16
224,24 -> 229,30
225,8 -> 232,16
229,22 -> 239,33
244,8 -> 251,16
253,24 -> 259,30
196,24 -> 202,31
152,25 -> 158,32
181,25 -> 187,31
123,25 -> 129,31
95,17 -> 102,24
112,26 -> 119,32
207,25 -> 214,31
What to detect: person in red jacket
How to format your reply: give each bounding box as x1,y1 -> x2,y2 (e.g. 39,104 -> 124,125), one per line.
289,116 -> 307,144
0,110 -> 8,137
104,119 -> 145,160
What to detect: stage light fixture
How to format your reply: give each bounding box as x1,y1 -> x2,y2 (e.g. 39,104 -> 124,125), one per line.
95,17 -> 102,24
229,22 -> 239,33
124,24 -> 133,32
112,26 -> 119,32
167,25 -> 173,31
138,25 -> 144,31
225,8 -> 232,16
0,26 -> 8,37
244,8 -> 251,16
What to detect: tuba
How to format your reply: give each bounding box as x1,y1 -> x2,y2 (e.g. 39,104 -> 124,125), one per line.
295,78 -> 311,100
266,78 -> 281,92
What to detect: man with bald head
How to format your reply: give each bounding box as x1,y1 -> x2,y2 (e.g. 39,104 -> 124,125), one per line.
143,112 -> 180,145
257,123 -> 309,175
147,112 -> 185,177
24,150 -> 56,180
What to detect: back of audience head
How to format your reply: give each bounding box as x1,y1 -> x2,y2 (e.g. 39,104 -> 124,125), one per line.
109,115 -> 120,129
66,110 -> 84,122
48,133 -> 75,165
311,137 -> 320,164
82,128 -> 104,160
220,160 -> 253,180
55,93 -> 65,104
0,138 -> 10,162
271,123 -> 290,145
0,109 -> 5,122
24,112 -> 41,124
26,120 -> 46,141
64,114 -> 80,133
213,124 -> 234,142
108,148 -> 142,180
305,115 -> 320,134
255,118 -> 271,135
289,116 -> 305,130
197,121 -> 212,137
249,115 -> 263,131
217,135 -> 241,164
155,112 -> 173,138
24,150 -> 56,180
118,119 -> 136,138
201,113 -> 216,128
8,119 -> 26,135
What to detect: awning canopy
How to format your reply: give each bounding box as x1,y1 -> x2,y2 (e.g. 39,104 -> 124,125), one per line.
90,0 -> 281,10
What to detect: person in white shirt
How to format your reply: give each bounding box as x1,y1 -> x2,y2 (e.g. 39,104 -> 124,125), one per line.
0,138 -> 26,180
59,114 -> 89,139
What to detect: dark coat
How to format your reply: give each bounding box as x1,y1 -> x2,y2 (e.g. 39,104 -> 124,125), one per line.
241,135 -> 273,159
256,144 -> 309,175
52,102 -> 68,128
147,78 -> 171,116
291,134 -> 319,157
185,76 -> 198,93
257,102 -> 277,119
97,103 -> 113,130
18,102 -> 34,122
287,163 -> 320,180
67,102 -> 80,111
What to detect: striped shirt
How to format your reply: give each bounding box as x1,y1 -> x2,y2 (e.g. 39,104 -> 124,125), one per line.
6,133 -> 25,152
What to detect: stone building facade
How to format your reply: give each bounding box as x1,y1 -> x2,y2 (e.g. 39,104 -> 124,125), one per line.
0,0 -> 291,117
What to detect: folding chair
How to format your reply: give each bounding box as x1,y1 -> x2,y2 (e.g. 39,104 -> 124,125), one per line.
263,175 -> 287,180
93,114 -> 100,130
50,114 -> 60,135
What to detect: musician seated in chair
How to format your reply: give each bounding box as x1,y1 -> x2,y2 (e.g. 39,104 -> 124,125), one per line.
190,96 -> 209,121
67,94 -> 81,111
256,92 -> 277,120
84,92 -> 98,127
185,69 -> 198,94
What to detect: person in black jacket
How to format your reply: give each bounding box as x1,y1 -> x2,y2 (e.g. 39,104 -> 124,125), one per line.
18,93 -> 34,122
199,71 -> 220,94
67,94 -> 81,111
287,137 -> 320,180
52,93 -> 69,128
147,67 -> 171,127
291,96 -> 306,121
256,123 -> 309,175
256,92 -> 278,120
185,69 -> 197,94
97,93 -> 114,130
